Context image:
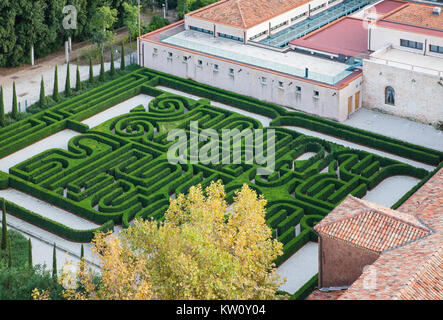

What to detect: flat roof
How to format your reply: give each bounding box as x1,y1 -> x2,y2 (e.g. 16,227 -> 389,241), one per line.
161,29 -> 353,85
382,2 -> 443,31
371,47 -> 443,75
187,0 -> 311,29
290,17 -> 369,57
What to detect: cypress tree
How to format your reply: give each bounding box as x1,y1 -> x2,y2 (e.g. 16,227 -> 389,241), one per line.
39,76 -> 46,107
120,43 -> 125,70
80,244 -> 84,259
0,86 -> 5,126
99,54 -> 105,82
8,238 -> 12,268
1,199 -> 7,251
65,63 -> 71,97
28,238 -> 33,268
52,243 -> 57,279
12,82 -> 18,119
89,58 -> 94,84
76,65 -> 82,91
110,48 -> 115,77
53,66 -> 59,102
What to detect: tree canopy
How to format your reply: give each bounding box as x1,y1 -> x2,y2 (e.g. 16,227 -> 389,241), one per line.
42,181 -> 284,300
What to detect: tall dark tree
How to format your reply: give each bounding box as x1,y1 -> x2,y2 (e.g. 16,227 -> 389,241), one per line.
76,65 -> 82,91
1,200 -> 7,251
120,43 -> 126,70
12,82 -> 18,119
99,54 -> 105,82
80,244 -> 84,259
65,63 -> 71,97
52,243 -> 57,279
0,86 -> 5,126
89,58 -> 94,84
53,66 -> 59,102
39,76 -> 46,107
28,238 -> 33,268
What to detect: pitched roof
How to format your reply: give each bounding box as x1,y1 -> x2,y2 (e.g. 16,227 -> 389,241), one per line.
315,196 -> 431,253
382,3 -> 443,31
188,0 -> 311,29
334,167 -> 443,300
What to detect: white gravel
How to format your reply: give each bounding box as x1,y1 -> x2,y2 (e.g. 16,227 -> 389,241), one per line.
82,94 -> 154,128
362,175 -> 420,208
0,188 -> 100,230
344,108 -> 443,152
276,242 -> 318,294
0,129 -> 80,173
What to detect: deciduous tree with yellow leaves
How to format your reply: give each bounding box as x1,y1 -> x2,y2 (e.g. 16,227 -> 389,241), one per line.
34,181 -> 285,300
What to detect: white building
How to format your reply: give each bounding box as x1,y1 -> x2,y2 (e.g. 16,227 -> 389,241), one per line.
363,2 -> 443,124
138,0 -> 443,124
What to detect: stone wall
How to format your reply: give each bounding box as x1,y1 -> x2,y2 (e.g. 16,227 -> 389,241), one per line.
318,236 -> 380,288
362,59 -> 443,125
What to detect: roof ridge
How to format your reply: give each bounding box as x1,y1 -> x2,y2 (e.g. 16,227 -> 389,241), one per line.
353,197 -> 431,232
235,0 -> 247,29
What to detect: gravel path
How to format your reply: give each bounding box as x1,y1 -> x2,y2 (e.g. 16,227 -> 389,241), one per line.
276,242 -> 318,294
0,129 -> 80,173
83,94 -> 154,128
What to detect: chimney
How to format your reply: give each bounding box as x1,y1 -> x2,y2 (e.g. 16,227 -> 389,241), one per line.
432,7 -> 441,16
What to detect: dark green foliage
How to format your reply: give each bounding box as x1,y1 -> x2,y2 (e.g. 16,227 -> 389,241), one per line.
289,274 -> 318,300
99,54 -> 105,82
76,65 -> 82,91
80,244 -> 84,259
89,58 -> 94,84
7,239 -> 12,268
28,238 -> 33,268
12,82 -> 18,119
53,66 -> 59,102
52,243 -> 57,279
40,76 -> 46,107
65,63 -> 71,97
1,200 -> 6,251
0,86 -> 5,126
120,43 -> 125,70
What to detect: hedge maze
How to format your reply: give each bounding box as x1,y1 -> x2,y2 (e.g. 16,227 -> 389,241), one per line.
1,67 -> 442,267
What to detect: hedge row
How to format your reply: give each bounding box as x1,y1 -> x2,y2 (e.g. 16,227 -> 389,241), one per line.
2,197 -> 114,242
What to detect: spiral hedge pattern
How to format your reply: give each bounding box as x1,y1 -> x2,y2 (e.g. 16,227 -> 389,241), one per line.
0,67 -> 441,270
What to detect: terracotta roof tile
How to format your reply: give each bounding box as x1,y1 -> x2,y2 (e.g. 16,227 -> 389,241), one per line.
314,196 -> 432,253
188,0 -> 312,29
383,3 -> 443,31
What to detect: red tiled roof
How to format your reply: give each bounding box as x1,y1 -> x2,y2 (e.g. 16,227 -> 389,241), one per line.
397,247 -> 443,300
315,196 -> 431,253
306,289 -> 346,300
188,0 -> 312,29
335,167 -> 443,300
382,2 -> 443,31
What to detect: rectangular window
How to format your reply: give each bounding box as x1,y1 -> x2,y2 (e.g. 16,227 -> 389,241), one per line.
400,39 -> 424,50
313,90 -> 319,98
261,77 -> 267,84
183,56 -> 188,62
430,44 -> 443,54
198,59 -> 203,66
270,21 -> 288,32
250,30 -> 267,41
296,86 -> 302,93
278,81 -> 284,88
291,12 -> 307,22
229,68 -> 234,75
213,64 -> 219,71
190,25 -> 214,35
153,48 -> 158,55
